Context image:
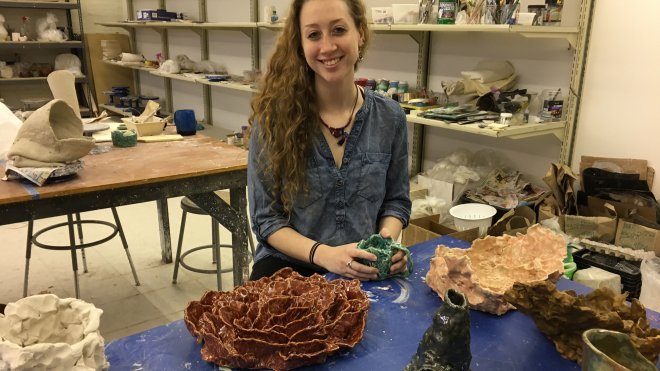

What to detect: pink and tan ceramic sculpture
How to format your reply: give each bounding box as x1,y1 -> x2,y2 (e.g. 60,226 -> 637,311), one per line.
0,294 -> 108,370
504,281 -> 660,364
426,224 -> 566,315
184,268 -> 369,371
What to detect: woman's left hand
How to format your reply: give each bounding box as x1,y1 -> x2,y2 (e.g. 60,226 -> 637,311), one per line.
379,228 -> 408,275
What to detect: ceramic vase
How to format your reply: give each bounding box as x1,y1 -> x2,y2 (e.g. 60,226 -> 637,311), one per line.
405,289 -> 471,371
581,329 -> 656,371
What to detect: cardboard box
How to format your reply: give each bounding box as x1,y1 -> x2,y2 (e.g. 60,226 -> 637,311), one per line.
580,156 -> 655,190
403,214 -> 479,246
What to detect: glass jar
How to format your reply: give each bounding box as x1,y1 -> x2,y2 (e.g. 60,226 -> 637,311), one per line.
539,89 -> 563,122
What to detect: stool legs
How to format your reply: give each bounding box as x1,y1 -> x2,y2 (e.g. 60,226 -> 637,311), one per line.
172,211 -> 187,284
74,213 -> 89,273
212,220 -> 221,291
67,214 -> 81,299
23,219 -> 34,298
111,207 -> 140,286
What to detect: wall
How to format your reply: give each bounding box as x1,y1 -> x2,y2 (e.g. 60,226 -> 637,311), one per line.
84,0 -> 658,194
571,0 -> 660,196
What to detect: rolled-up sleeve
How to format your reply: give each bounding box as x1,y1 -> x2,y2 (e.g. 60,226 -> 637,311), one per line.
247,123 -> 290,245
378,108 -> 412,227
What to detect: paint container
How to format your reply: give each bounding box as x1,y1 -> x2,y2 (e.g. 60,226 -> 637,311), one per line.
174,109 -> 197,136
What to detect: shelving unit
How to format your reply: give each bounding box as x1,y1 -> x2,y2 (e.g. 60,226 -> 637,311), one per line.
0,0 -> 93,115
99,0 -> 593,172
98,0 -> 259,126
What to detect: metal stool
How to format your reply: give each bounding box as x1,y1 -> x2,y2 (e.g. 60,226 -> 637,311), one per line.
23,207 -> 140,299
172,196 -> 255,291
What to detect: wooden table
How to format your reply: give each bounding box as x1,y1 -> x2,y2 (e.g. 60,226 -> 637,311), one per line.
0,135 -> 251,286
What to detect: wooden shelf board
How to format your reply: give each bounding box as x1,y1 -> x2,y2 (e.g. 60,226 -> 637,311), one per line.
99,104 -> 132,117
199,79 -> 257,93
407,114 -> 565,140
0,75 -> 86,83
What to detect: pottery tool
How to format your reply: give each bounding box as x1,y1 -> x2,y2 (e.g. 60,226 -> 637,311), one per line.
137,134 -> 183,143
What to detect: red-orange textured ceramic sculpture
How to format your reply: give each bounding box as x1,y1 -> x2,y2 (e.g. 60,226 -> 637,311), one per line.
426,224 -> 566,315
504,280 -> 660,364
183,268 -> 369,370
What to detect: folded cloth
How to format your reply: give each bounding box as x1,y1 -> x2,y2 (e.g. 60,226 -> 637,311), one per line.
445,74 -> 518,96
7,99 -> 94,168
461,60 -> 515,84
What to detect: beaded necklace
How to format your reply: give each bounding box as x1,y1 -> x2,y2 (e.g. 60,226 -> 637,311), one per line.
319,84 -> 359,146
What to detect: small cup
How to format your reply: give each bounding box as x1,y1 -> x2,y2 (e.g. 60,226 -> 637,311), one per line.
174,109 -> 197,136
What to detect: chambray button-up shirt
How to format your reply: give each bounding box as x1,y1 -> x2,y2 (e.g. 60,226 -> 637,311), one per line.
248,89 -> 411,270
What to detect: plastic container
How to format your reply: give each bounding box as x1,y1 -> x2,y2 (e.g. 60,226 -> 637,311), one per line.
449,203 -> 497,238
573,249 -> 642,299
638,257 -> 660,312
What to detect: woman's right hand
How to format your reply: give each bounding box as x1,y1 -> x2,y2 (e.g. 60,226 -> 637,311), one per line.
315,243 -> 379,280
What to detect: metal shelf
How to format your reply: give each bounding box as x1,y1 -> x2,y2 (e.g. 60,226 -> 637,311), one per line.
407,113 -> 565,141
102,59 -> 157,72
99,104 -> 132,117
0,75 -> 86,84
0,1 -> 78,9
149,70 -> 257,93
97,21 -> 257,31
0,41 -> 83,49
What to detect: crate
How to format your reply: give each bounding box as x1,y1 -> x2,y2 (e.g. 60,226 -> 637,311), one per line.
573,249 -> 642,299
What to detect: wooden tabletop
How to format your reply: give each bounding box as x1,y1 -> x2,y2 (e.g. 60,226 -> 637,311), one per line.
0,135 -> 248,205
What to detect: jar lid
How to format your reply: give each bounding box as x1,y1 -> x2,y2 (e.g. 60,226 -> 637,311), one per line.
500,112 -> 513,118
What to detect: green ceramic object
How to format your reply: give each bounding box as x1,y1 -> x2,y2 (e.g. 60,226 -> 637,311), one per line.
405,289 -> 472,371
111,129 -> 137,148
356,234 -> 412,280
116,124 -> 128,130
581,329 -> 656,371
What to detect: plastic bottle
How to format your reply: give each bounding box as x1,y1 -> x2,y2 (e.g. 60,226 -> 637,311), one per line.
437,0 -> 456,24
270,10 -> 278,24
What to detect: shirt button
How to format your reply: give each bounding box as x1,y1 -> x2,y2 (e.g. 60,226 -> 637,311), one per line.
337,200 -> 345,208
336,179 -> 344,187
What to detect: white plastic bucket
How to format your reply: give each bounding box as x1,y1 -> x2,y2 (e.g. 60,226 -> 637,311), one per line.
449,203 -> 497,237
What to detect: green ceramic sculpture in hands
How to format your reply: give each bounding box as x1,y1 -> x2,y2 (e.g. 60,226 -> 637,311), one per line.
356,234 -> 412,280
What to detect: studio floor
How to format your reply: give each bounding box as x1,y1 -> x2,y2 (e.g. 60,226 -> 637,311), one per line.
0,194 -> 248,342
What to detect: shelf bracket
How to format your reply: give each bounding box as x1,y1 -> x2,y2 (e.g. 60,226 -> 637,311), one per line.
407,31 -> 425,46
518,32 -> 577,49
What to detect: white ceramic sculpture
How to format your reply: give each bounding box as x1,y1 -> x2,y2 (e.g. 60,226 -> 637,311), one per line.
36,12 -> 67,42
7,99 -> 94,168
0,294 -> 109,370
0,14 -> 8,41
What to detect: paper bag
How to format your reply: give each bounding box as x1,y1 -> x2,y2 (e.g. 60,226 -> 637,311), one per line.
615,220 -> 660,256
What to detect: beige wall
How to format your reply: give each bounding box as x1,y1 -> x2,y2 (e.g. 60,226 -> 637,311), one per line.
80,0 -> 127,34
571,0 -> 660,195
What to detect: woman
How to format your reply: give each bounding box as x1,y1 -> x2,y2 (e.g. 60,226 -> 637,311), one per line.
248,0 -> 411,280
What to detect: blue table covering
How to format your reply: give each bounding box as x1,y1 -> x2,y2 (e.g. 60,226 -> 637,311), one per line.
105,236 -> 660,370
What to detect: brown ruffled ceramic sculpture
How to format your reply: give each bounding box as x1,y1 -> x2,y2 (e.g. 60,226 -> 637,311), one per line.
504,280 -> 660,364
426,224 -> 565,315
7,99 -> 94,168
184,268 -> 369,370
405,289 -> 471,371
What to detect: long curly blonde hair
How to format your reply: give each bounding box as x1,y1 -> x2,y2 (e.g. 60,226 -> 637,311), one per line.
249,0 -> 370,215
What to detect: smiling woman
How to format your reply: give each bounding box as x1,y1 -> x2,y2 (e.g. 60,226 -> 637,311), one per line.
247,0 -> 411,281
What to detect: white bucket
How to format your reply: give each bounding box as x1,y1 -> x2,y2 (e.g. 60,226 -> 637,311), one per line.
449,203 -> 497,237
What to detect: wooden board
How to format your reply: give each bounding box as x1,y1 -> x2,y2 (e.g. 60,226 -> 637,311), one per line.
138,134 -> 183,142
84,33 -> 135,111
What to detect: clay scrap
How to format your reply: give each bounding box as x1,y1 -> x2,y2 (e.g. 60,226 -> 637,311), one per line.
0,294 -> 108,370
426,224 -> 566,315
504,280 -> 660,364
184,267 -> 369,370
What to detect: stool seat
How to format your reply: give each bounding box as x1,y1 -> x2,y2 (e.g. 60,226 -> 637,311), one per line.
173,195 -> 255,291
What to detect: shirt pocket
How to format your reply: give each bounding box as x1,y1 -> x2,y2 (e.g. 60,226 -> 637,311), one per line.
295,160 -> 325,209
357,152 -> 392,202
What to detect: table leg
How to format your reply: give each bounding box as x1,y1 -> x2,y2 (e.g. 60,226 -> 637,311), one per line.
187,190 -> 249,287
156,198 -> 173,263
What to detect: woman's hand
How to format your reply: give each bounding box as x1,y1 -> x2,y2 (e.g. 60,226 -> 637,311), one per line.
315,243 -> 379,280
380,228 -> 408,275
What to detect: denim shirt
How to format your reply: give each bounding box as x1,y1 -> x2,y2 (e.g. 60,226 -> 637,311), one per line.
248,89 -> 411,269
